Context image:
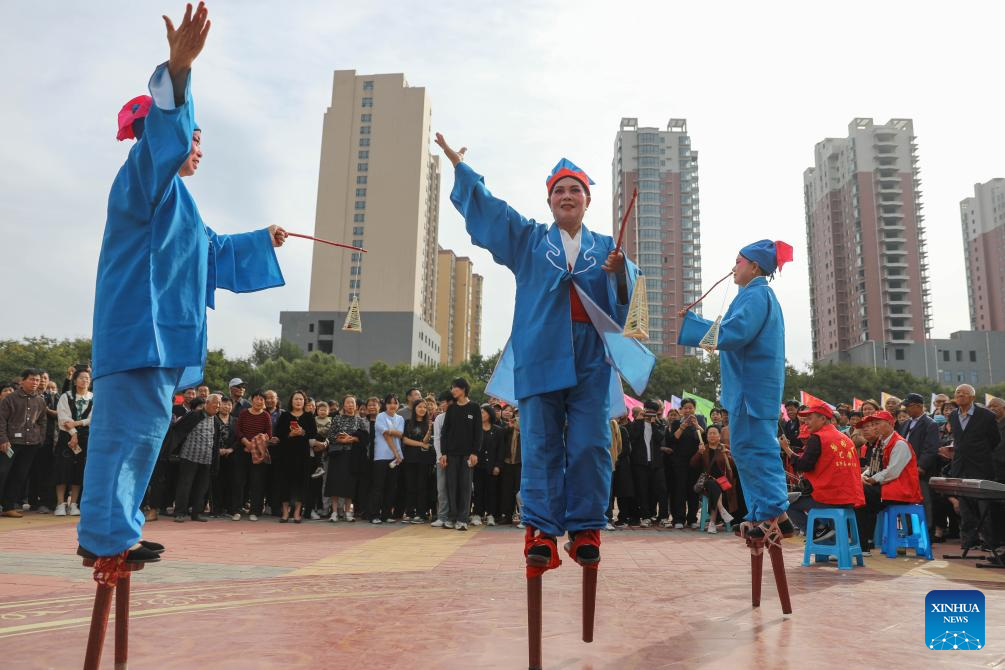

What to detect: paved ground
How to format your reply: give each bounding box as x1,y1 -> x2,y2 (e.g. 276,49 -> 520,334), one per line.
2,513 -> 1003,669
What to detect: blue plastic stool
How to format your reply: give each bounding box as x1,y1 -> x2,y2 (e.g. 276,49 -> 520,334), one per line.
802,507 -> 864,570
873,504 -> 932,560
698,495 -> 732,532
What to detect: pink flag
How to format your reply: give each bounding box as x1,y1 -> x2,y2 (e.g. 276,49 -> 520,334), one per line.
663,400 -> 673,418
780,403 -> 790,421
624,395 -> 644,411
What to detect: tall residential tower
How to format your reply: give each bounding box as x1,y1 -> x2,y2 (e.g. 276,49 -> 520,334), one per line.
960,178 -> 1005,331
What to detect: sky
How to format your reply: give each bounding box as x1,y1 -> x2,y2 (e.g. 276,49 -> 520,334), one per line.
3,1 -> 1002,370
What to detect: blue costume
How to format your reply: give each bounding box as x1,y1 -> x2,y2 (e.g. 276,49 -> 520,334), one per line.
450,160 -> 655,538
679,240 -> 792,522
79,63 -> 284,556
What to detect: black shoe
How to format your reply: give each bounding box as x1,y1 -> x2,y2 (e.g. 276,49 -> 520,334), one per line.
566,531 -> 600,564
813,527 -> 836,543
139,540 -> 165,554
778,518 -> 795,537
526,540 -> 554,567
76,544 -> 161,564
190,515 -> 209,522
280,517 -> 289,523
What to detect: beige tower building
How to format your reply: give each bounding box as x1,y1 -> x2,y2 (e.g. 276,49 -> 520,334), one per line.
960,178 -> 1005,331
281,70 -> 441,367
435,248 -> 482,365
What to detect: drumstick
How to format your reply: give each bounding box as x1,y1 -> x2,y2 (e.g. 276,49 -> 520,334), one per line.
286,232 -> 367,253
613,187 -> 638,254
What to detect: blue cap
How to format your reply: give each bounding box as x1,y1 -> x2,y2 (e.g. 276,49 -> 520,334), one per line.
547,158 -> 595,194
739,239 -> 793,274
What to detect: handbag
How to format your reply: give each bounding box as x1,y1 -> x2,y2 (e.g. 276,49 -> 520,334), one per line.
715,475 -> 732,491
693,472 -> 708,494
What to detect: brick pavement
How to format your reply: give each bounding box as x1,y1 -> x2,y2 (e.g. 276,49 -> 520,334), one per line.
1,513 -> 1003,668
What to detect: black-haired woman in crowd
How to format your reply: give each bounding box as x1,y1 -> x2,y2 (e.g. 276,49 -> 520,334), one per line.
472,404 -> 504,526
272,390 -> 319,523
53,369 -> 93,516
690,425 -> 738,533
401,398 -> 435,522
369,394 -> 404,523
326,395 -> 369,522
498,411 -> 522,526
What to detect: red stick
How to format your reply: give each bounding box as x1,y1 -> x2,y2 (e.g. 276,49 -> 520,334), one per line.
682,270 -> 733,312
286,232 -> 367,253
613,187 -> 638,254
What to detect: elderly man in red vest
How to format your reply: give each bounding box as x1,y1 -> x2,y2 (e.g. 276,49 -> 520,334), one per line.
781,403 -> 865,543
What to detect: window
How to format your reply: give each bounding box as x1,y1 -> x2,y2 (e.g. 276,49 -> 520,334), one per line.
362,80 -> 374,90
942,350 -> 949,362
969,350 -> 977,362
353,239 -> 363,247
355,201 -> 365,210
955,350 -> 962,362
355,188 -> 367,197
361,97 -> 373,107
353,213 -> 365,223
360,126 -> 371,135
307,343 -> 313,352
318,340 -> 333,354
358,162 -> 368,171
318,320 -> 335,336
350,266 -> 361,275
359,138 -> 370,146
895,348 -> 904,361
358,150 -> 369,159
351,252 -> 362,261
357,176 -> 367,184
308,323 -> 315,333
349,279 -> 360,289
360,113 -> 371,122
353,226 -> 364,235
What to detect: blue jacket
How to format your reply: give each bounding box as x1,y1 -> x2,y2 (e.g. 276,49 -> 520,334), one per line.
680,276 -> 785,419
92,63 -> 284,389
450,163 -> 654,403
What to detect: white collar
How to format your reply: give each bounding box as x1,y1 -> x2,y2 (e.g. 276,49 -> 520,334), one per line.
559,228 -> 582,270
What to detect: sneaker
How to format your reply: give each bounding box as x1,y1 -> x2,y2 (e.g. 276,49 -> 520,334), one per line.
640,518 -> 652,528
516,522 -> 525,529
861,550 -> 872,557
69,503 -> 81,517
54,503 -> 68,517
444,521 -> 456,529
329,513 -> 339,522
249,514 -> 259,522
456,522 -> 468,531
689,522 -> 700,530
659,519 -> 673,528
706,523 -> 718,534
813,527 -> 836,543
605,522 -> 616,531
673,523 -> 684,530
345,512 -> 355,522
411,515 -> 425,524
614,521 -> 628,529
384,518 -> 396,524
311,467 -> 325,479
231,513 -> 241,521
371,518 -> 382,524
36,505 -> 51,514
486,515 -> 496,527
22,503 -> 31,511
309,510 -> 321,520
430,519 -> 445,528
400,517 -> 411,524
469,515 -> 483,526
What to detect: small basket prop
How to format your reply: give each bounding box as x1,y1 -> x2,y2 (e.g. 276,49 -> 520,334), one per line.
623,273 -> 649,340
342,295 -> 362,333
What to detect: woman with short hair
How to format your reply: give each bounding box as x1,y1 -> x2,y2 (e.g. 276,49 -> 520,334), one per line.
325,395 -> 369,522
54,369 -> 93,516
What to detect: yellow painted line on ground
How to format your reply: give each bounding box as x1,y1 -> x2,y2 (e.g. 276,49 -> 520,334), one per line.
288,524 -> 482,576
0,586 -> 442,637
0,516 -> 76,532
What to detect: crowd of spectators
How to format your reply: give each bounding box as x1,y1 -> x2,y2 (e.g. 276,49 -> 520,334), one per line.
2,365 -> 1003,562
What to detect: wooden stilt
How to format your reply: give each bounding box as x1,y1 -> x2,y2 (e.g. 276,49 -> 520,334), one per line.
768,543 -> 793,614
528,575 -> 543,670
749,541 -> 763,608
114,575 -> 132,669
82,583 -> 114,670
582,567 -> 597,643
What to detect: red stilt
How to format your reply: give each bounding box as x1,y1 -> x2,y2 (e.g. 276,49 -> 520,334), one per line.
749,541 -> 763,608
83,583 -> 114,670
582,567 -> 597,643
114,575 -> 131,669
528,576 -> 543,670
768,543 -> 793,614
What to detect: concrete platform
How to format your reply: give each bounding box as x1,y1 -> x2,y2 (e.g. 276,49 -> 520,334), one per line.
1,513 -> 1002,668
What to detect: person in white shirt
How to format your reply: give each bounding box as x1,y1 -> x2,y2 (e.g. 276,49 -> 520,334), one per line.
54,370 -> 93,516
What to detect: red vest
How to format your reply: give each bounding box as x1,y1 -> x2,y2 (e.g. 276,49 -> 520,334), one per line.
570,284 -> 590,323
802,424 -> 865,507
879,431 -> 923,503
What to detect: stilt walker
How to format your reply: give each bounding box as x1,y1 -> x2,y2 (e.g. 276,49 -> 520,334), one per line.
678,239 -> 795,614
437,135 -> 655,669
78,4 -> 290,664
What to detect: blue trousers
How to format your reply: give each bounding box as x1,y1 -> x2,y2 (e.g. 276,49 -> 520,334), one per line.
78,367 -> 182,555
729,406 -> 789,522
519,322 -> 611,538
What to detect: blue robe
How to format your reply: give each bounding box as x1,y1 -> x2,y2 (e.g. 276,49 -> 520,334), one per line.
679,276 -> 788,521
450,163 -> 655,537
79,63 -> 285,556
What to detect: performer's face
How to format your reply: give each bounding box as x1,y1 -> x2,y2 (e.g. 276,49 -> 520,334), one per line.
178,130 -> 203,177
732,254 -> 758,286
548,177 -> 590,228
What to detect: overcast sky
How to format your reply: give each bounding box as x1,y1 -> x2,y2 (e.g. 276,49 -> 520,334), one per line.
3,1 -> 1002,369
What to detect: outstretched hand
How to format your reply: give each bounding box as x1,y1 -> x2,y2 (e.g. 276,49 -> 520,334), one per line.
269,225 -> 288,248
435,133 -> 467,168
164,2 -> 211,78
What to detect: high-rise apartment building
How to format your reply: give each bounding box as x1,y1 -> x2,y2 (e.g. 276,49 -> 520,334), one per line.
435,249 -> 481,365
612,118 -> 701,356
960,178 -> 1005,331
803,118 -> 931,365
281,70 -> 441,367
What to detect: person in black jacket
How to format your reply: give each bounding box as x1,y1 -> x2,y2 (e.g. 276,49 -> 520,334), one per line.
168,395 -> 221,522
439,378 -> 482,531
947,384 -> 1002,550
897,393 -> 941,533
628,401 -> 666,527
668,399 -> 706,528
472,404 -> 505,526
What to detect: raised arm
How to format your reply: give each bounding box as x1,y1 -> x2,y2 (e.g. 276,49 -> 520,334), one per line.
436,133 -> 537,272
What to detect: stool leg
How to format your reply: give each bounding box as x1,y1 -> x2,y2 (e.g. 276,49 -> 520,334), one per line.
750,541 -> 763,608
114,574 -> 131,670
768,543 -> 793,614
582,567 -> 597,643
528,576 -> 542,670
83,583 -> 114,670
